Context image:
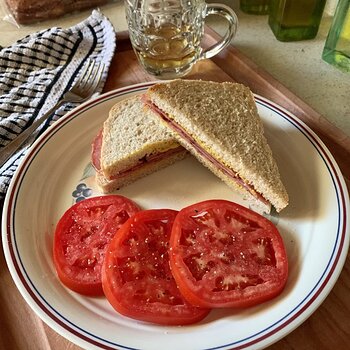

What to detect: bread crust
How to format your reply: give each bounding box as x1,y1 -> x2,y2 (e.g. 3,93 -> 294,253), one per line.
5,0 -> 109,24
96,149 -> 187,193
101,95 -> 180,180
146,79 -> 289,212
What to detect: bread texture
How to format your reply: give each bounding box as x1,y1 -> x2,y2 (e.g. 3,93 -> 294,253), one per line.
96,149 -> 187,193
96,94 -> 186,193
5,0 -> 109,24
101,95 -> 181,180
146,79 -> 289,213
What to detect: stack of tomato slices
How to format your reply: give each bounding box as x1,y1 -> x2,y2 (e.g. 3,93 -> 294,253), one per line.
53,196 -> 289,325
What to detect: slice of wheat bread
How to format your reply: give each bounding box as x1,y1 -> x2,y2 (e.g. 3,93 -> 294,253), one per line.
100,94 -> 182,180
145,79 -> 289,213
96,148 -> 187,193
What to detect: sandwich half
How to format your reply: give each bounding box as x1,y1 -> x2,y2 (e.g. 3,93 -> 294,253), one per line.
143,79 -> 289,213
91,95 -> 187,193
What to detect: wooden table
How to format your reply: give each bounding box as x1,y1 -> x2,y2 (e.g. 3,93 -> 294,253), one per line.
1,28 -> 349,350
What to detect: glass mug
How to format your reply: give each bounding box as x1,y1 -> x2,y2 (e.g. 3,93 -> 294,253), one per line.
124,0 -> 238,79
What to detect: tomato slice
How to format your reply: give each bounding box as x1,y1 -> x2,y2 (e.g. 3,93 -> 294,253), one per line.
169,200 -> 288,308
102,209 -> 210,325
53,195 -> 140,296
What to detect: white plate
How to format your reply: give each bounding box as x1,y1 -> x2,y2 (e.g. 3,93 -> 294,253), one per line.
2,82 -> 349,350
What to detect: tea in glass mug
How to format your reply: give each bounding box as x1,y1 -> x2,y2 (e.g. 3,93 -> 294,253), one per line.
125,0 -> 238,79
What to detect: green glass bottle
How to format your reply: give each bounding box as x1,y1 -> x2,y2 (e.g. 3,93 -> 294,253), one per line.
240,0 -> 269,15
322,0 -> 350,72
268,0 -> 327,41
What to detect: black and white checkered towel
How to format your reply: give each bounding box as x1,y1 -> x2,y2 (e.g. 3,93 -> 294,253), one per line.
0,10 -> 116,200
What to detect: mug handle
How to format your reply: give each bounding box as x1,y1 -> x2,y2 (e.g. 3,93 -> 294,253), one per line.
200,3 -> 238,60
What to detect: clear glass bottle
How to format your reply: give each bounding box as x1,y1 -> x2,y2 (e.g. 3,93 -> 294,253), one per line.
268,0 -> 327,41
322,0 -> 350,72
240,0 -> 269,15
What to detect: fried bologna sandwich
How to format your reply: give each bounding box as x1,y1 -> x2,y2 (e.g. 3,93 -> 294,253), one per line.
143,79 -> 289,214
91,95 -> 187,193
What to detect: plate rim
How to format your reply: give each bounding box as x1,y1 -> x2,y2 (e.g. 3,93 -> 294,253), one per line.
2,81 -> 349,350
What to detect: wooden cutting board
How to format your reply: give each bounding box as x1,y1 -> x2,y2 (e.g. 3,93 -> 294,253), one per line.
1,27 -> 349,350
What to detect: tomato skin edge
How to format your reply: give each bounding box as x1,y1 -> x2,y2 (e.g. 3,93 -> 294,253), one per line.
170,251 -> 288,308
169,199 -> 289,309
53,251 -> 104,296
53,206 -> 104,296
102,209 -> 210,325
102,253 -> 210,325
53,195 -> 141,296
